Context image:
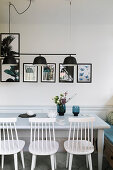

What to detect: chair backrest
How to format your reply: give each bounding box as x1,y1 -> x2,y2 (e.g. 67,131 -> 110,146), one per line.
0,118 -> 19,152
29,118 -> 56,151
68,117 -> 95,152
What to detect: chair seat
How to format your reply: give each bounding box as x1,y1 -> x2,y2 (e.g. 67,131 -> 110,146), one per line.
0,140 -> 25,155
29,140 -> 59,155
64,140 -> 94,155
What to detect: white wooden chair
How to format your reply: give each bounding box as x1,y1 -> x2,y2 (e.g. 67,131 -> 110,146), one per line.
29,118 -> 59,170
64,117 -> 95,170
0,118 -> 25,170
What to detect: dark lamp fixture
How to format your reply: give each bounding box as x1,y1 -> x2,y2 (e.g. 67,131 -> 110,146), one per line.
33,55 -> 47,66
63,55 -> 77,66
2,0 -> 32,66
3,56 -> 17,65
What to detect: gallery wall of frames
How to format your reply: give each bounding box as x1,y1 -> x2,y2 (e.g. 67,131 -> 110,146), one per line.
0,33 -> 92,83
23,63 -> 92,83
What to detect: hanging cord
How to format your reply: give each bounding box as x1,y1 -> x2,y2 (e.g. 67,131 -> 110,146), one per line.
9,2 -> 11,33
69,0 -> 72,53
9,0 -> 32,33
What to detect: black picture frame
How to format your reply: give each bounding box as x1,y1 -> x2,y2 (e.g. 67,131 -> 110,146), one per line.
23,63 -> 38,82
0,33 -> 20,57
77,63 -> 92,83
41,63 -> 56,83
59,63 -> 74,83
0,59 -> 20,82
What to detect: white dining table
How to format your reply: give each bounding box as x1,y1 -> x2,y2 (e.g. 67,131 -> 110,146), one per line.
0,112 -> 110,170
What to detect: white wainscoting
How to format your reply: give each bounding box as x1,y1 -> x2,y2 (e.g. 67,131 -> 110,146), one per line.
0,105 -> 112,151
0,105 -> 112,119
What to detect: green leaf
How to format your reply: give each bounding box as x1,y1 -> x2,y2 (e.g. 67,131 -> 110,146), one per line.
4,69 -> 16,77
60,94 -> 64,97
10,66 -> 16,71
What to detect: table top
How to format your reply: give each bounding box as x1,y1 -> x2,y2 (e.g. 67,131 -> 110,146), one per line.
0,113 -> 110,130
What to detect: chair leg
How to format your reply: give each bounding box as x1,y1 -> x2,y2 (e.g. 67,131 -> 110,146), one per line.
68,154 -> 73,170
31,154 -> 37,170
54,154 -> 56,169
50,154 -> 55,170
1,155 -> 4,169
14,153 -> 18,170
88,154 -> 93,170
20,150 -> 25,169
66,152 -> 69,168
86,155 -> 88,168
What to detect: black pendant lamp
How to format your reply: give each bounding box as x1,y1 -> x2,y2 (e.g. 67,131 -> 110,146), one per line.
63,55 -> 77,66
63,0 -> 77,66
3,56 -> 17,65
2,1 -> 32,65
33,55 -> 47,66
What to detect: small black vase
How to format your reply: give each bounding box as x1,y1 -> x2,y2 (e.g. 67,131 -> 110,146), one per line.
57,104 -> 66,116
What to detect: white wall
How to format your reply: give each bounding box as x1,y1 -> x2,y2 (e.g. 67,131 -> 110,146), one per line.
0,0 -> 113,106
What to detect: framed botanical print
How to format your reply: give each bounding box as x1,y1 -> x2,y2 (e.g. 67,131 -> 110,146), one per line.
41,63 -> 56,83
23,63 -> 38,82
59,63 -> 74,83
0,59 -> 20,82
0,33 -> 20,57
77,63 -> 92,83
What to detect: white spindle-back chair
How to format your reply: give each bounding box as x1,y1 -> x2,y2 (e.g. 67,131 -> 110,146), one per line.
0,118 -> 25,170
64,117 -> 95,170
29,118 -> 59,170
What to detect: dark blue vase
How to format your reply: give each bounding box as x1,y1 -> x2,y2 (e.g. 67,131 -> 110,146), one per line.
72,105 -> 80,116
57,104 -> 66,116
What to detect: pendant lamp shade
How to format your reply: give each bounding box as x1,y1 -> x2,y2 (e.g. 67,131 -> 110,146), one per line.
63,55 -> 77,66
3,56 -> 17,65
33,55 -> 47,66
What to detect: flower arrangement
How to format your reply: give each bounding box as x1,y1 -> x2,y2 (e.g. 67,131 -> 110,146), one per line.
53,91 -> 76,105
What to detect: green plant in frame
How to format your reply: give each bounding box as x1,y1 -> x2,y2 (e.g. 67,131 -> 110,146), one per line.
1,35 -> 15,56
1,33 -> 20,57
4,65 -> 19,82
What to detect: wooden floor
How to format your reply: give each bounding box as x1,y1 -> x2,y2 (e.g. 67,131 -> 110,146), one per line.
1,152 -> 113,170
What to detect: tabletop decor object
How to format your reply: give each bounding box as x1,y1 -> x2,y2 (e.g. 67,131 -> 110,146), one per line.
72,105 -> 80,116
57,104 -> 66,116
18,113 -> 36,118
53,92 -> 76,116
47,110 -> 57,118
